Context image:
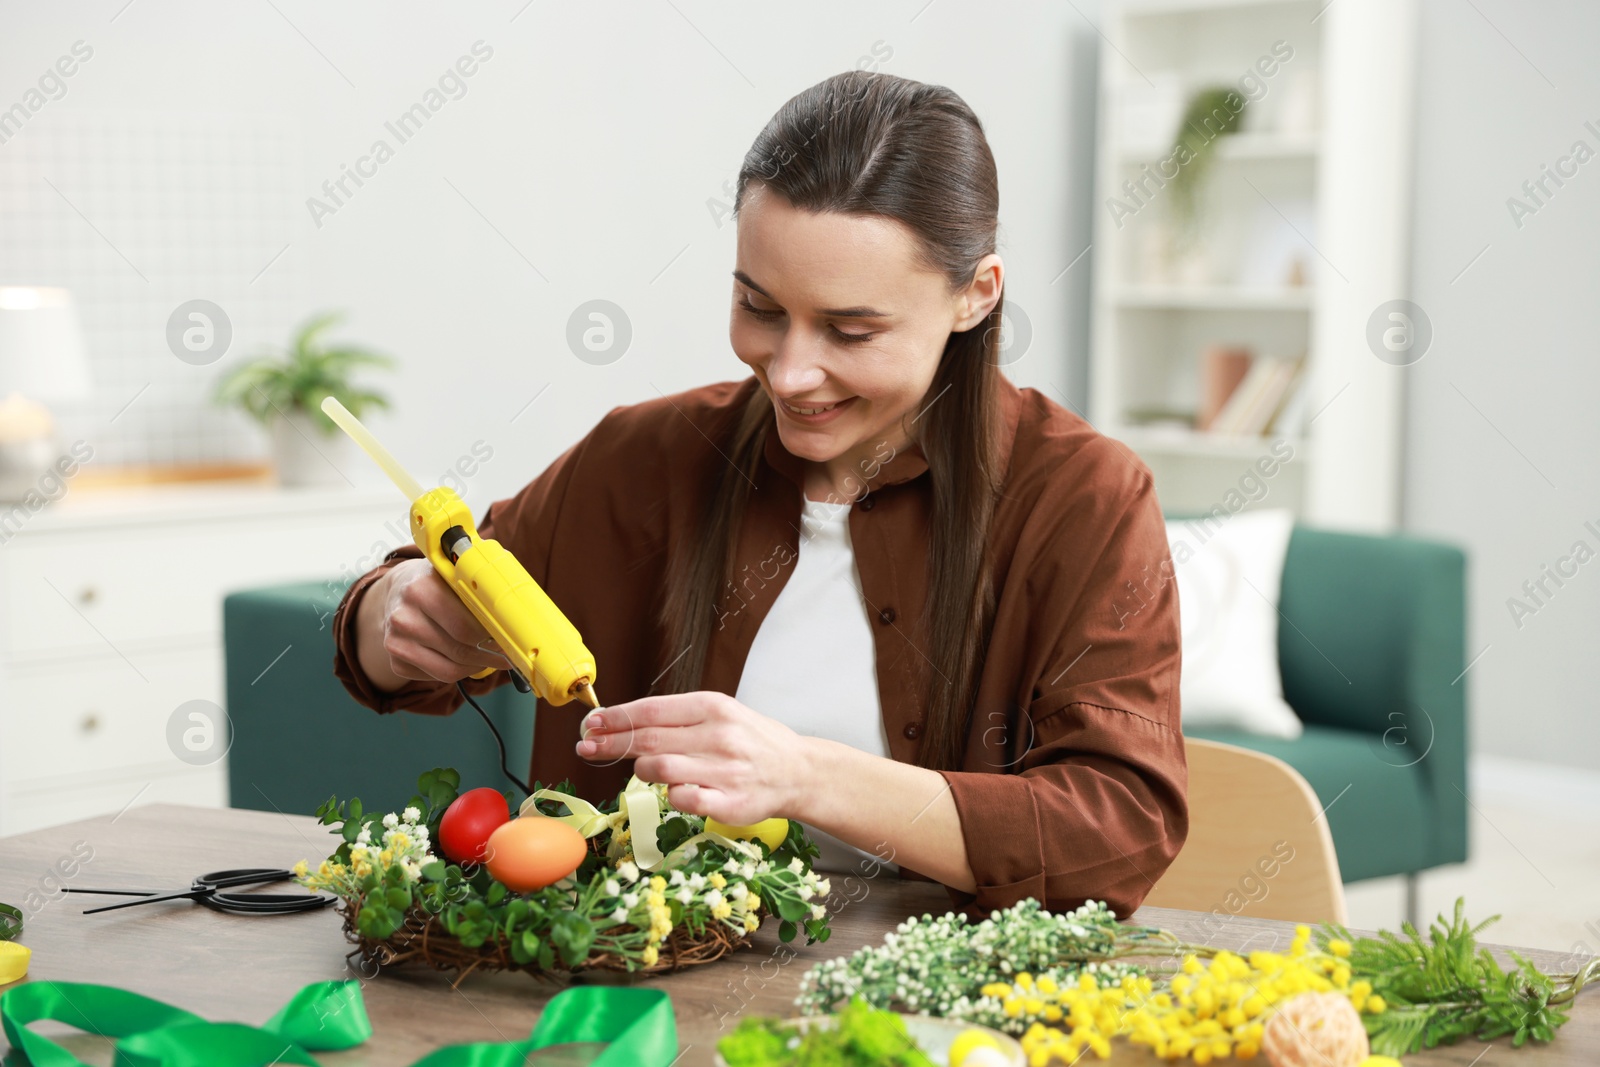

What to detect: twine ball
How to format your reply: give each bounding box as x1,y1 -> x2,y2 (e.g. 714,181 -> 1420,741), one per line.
1262,991 -> 1370,1067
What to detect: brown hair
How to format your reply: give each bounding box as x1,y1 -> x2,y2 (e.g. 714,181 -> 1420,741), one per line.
655,70 -> 1005,772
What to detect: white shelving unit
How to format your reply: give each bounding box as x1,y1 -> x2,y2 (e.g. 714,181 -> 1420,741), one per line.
1089,0 -> 1417,529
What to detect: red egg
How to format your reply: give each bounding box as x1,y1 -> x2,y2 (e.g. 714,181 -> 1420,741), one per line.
438,787 -> 510,865
484,816 -> 588,892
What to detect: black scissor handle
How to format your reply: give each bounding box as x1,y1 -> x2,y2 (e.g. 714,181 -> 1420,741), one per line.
200,891 -> 334,916
195,868 -> 295,890
196,869 -> 335,915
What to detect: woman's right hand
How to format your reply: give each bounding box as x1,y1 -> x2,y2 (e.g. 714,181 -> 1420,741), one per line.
355,557 -> 508,693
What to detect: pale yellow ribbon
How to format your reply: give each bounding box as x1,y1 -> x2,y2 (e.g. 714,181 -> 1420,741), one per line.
520,776 -> 761,872
519,787 -> 616,836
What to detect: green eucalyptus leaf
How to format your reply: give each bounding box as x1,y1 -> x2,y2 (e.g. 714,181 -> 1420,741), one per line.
656,816 -> 695,853
549,911 -> 595,968
773,893 -> 809,923
358,902 -> 400,940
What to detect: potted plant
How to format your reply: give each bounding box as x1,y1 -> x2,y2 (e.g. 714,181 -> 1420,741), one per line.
1144,86 -> 1245,285
214,312 -> 394,487
1167,86 -> 1244,242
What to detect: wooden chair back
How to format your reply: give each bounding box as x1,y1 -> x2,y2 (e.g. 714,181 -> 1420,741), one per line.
1144,737 -> 1348,925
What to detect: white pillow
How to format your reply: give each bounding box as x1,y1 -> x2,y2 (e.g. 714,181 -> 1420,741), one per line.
1166,508 -> 1303,739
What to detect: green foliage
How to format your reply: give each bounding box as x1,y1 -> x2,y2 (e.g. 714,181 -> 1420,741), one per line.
213,311 -> 393,431
1167,86 -> 1245,241
1317,897 -> 1571,1055
548,910 -> 597,968
797,900 -> 1145,1019
301,766 -> 834,973
784,816 -> 823,866
656,814 -> 698,854
717,1016 -> 788,1065
719,997 -> 936,1067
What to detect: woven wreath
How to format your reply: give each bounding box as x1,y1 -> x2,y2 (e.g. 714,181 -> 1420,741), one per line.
294,768 -> 834,984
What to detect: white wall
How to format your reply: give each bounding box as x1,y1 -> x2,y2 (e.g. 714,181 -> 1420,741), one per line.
0,1 -> 1101,510
10,1 -> 1595,773
1404,0 -> 1600,770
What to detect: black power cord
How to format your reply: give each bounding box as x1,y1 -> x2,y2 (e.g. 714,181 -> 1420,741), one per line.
442,527 -> 537,798
456,679 -> 533,797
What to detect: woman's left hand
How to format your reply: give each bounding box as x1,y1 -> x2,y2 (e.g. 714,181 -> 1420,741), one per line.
574,691 -> 806,824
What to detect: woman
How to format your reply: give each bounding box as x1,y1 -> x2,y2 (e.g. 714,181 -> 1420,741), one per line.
334,71 -> 1186,919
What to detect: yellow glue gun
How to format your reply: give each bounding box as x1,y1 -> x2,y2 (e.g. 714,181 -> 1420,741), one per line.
321,397 -> 599,710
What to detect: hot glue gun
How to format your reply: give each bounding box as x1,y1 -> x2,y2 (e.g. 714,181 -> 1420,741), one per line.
321,396 -> 600,711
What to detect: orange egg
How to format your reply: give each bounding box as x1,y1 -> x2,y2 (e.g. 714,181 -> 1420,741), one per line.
483,816 -> 588,892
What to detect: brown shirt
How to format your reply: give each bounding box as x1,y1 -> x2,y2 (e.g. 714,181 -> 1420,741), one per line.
332,374 -> 1187,919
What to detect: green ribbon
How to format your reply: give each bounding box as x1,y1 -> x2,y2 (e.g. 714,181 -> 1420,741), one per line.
413,987 -> 679,1067
1,979 -> 677,1067
0,905 -> 20,942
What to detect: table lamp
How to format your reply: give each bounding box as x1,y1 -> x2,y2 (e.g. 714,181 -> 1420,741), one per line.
0,286 -> 92,501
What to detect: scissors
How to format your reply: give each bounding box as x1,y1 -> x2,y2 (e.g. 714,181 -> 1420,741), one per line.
62,867 -> 336,916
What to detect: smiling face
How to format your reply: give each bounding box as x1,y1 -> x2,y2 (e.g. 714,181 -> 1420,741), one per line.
731,183 -> 1002,502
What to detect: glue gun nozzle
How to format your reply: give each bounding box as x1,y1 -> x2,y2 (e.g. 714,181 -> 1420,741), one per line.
579,683 -> 600,710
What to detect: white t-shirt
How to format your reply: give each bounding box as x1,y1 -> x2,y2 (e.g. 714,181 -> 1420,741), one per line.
734,494 -> 898,875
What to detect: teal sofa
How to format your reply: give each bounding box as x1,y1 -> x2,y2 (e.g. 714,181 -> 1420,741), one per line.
1180,526 -> 1468,916
222,580 -> 531,819
222,525 -> 1468,915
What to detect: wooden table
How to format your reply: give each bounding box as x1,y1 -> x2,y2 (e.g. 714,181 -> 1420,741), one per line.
1,804 -> 1593,1065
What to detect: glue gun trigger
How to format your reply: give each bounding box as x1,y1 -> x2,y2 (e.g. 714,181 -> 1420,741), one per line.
472,636 -> 529,694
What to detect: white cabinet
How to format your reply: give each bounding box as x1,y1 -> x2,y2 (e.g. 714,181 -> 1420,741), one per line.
0,484 -> 400,835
